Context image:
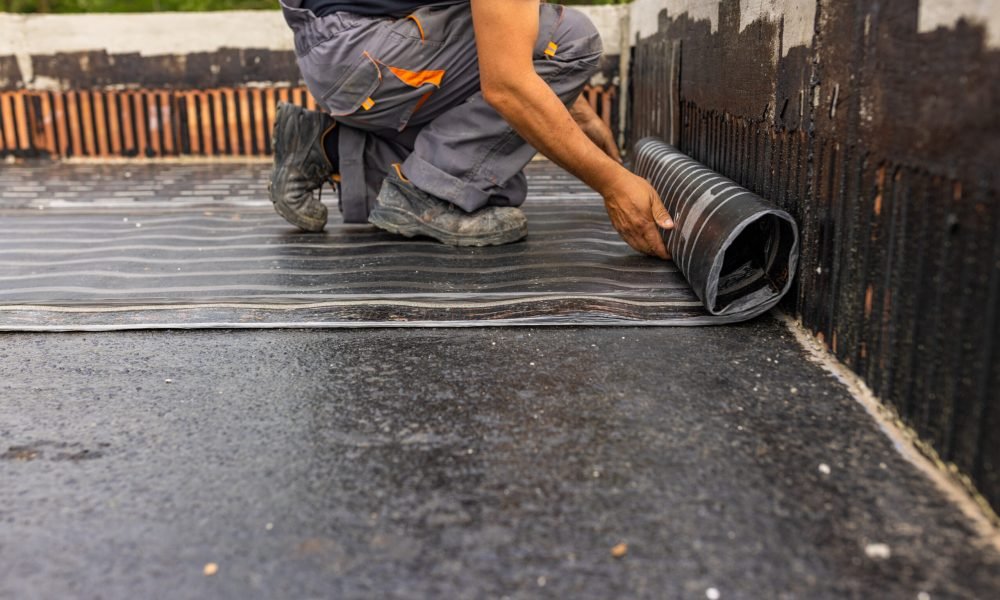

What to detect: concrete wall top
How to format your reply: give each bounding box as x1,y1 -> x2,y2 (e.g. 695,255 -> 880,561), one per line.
0,11 -> 294,57
0,6 -> 628,56
0,5 -> 626,90
0,5 -> 625,86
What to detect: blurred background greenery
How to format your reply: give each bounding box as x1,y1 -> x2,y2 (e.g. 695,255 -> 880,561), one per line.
2,0 -> 630,12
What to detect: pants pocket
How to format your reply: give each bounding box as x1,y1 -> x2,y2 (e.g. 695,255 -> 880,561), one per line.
301,7 -> 456,131
330,54 -> 446,132
319,52 -> 383,117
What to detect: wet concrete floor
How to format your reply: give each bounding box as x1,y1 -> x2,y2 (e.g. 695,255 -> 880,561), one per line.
2,318 -> 999,599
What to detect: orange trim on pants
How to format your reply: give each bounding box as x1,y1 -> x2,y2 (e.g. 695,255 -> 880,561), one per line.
406,14 -> 426,42
387,66 -> 445,89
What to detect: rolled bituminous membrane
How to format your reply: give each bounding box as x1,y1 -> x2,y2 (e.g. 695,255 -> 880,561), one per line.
632,137 -> 799,321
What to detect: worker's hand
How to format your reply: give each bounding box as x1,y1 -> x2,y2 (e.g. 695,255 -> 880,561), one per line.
469,0 -> 663,254
601,171 -> 674,259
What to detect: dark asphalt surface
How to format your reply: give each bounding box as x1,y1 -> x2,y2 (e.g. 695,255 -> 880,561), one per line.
2,318 -> 999,599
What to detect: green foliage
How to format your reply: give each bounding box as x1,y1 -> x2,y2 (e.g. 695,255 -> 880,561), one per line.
3,0 -> 630,12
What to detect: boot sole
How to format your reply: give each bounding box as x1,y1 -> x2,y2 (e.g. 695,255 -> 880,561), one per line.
271,189 -> 327,232
368,206 -> 527,247
269,103 -> 327,232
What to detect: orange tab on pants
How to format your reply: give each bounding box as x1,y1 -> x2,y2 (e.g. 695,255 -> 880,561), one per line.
361,97 -> 376,110
387,66 -> 445,88
545,42 -> 558,57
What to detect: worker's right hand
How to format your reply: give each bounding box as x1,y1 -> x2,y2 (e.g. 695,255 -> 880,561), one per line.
601,171 -> 674,260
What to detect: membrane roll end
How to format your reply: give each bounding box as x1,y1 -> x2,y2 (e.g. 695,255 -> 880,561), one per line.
634,137 -> 800,321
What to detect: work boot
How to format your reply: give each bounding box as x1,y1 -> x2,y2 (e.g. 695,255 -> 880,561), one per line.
368,166 -> 528,246
268,102 -> 337,232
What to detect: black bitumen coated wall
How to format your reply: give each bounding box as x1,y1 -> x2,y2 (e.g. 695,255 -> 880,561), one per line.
629,0 -> 1000,513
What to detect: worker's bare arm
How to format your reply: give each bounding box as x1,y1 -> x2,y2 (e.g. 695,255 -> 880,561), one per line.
569,96 -> 621,163
470,0 -> 673,259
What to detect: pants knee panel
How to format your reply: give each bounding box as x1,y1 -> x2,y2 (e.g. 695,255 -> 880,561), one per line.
553,6 -> 604,63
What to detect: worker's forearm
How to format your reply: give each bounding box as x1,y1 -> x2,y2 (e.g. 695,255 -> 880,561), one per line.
568,94 -> 598,126
485,76 -> 626,196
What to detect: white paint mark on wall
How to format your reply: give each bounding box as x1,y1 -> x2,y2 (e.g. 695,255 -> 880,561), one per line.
630,0 -> 721,42
740,0 -> 816,56
919,0 -> 1000,48
629,0 -> 815,57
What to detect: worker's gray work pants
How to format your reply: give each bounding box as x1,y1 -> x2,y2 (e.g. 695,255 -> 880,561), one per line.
279,1 -> 603,222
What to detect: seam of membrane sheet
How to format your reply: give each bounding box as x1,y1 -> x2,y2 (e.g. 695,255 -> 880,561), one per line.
0,296 -> 725,331
0,319 -> 735,332
781,313 -> 1000,547
0,296 -> 703,312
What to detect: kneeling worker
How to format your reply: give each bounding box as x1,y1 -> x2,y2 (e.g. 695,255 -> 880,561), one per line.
271,0 -> 673,258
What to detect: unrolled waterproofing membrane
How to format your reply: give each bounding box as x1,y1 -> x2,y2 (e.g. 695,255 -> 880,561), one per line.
0,157 -> 796,330
632,138 -> 799,321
